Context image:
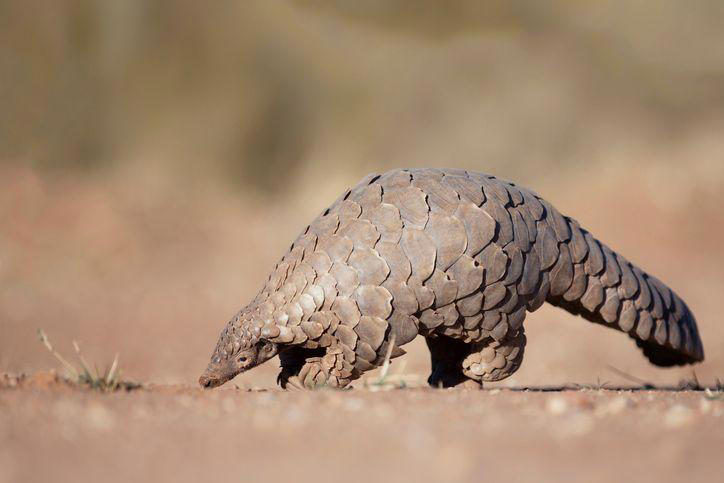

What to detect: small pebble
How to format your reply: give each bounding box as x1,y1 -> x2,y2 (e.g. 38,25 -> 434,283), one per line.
595,396 -> 629,417
546,397 -> 568,415
664,405 -> 693,428
86,403 -> 115,432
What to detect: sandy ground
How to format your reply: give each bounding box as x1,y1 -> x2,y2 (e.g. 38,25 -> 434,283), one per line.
1,374 -> 722,483
2,164 -> 723,483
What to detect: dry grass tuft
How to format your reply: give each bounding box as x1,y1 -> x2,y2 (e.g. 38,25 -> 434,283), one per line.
37,329 -> 140,391
363,335 -> 425,391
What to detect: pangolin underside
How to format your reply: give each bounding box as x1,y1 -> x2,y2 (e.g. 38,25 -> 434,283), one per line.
199,168 -> 704,389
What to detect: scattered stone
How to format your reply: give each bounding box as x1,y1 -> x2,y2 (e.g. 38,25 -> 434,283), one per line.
547,397 -> 569,415
664,405 -> 694,428
699,399 -> 712,414
594,396 -> 630,417
86,403 -> 115,432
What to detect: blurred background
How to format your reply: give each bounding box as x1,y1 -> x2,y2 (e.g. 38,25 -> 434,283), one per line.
2,0 -> 723,387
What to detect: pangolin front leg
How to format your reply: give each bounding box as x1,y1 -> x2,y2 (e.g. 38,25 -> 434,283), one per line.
277,346 -> 324,389
280,344 -> 357,390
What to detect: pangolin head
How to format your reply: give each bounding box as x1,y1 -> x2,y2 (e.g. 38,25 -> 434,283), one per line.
198,312 -> 279,389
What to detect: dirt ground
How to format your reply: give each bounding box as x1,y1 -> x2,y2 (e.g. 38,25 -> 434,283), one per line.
2,163 -> 724,483
1,373 -> 722,483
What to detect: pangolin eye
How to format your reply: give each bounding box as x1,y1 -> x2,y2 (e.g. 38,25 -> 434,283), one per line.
238,356 -> 248,363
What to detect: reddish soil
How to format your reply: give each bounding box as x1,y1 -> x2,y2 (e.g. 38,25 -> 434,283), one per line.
1,374 -> 722,483
1,165 -> 723,483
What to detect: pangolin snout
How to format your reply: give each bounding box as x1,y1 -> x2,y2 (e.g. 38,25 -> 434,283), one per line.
198,372 -> 218,389
198,367 -> 230,389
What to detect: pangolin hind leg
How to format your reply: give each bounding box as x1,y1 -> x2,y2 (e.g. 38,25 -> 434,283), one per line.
426,336 -> 481,388
426,329 -> 527,388
278,344 -> 358,390
461,329 -> 527,383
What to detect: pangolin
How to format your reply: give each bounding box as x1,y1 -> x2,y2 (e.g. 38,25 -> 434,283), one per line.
199,168 -> 704,389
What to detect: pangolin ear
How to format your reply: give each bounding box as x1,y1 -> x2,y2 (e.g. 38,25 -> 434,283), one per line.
258,339 -> 276,354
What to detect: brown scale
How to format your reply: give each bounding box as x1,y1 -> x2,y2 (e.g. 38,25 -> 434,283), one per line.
199,168 -> 705,391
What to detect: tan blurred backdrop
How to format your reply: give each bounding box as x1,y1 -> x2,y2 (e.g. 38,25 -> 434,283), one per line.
1,0 -> 723,387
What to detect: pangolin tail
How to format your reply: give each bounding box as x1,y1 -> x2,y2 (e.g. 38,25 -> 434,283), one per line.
544,216 -> 704,366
